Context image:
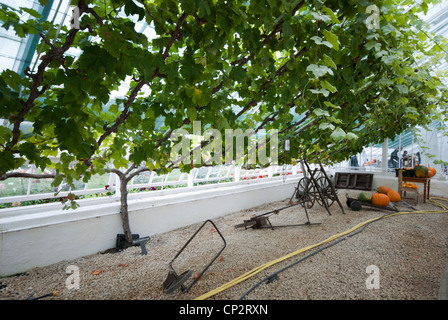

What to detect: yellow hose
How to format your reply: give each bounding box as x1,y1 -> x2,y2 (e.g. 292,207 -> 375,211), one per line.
194,197 -> 448,300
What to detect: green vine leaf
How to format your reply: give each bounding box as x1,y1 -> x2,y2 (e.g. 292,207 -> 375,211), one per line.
306,64 -> 334,78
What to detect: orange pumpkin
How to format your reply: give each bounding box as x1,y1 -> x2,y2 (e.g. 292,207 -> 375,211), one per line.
402,182 -> 418,189
371,192 -> 390,207
387,189 -> 401,202
427,167 -> 436,178
377,186 -> 391,194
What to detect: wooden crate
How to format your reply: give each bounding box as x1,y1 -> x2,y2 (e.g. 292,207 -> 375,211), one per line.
334,172 -> 374,191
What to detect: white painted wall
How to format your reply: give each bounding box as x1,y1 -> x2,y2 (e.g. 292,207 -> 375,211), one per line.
0,177 -> 300,276
3,172 -> 444,277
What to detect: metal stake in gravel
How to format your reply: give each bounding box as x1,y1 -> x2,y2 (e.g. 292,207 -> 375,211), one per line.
162,219 -> 227,294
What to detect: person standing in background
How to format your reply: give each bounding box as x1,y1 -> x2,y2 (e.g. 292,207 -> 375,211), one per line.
390,147 -> 400,168
349,155 -> 359,169
401,150 -> 409,167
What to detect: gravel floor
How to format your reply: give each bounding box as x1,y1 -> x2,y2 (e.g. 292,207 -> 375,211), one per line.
1,190 -> 448,301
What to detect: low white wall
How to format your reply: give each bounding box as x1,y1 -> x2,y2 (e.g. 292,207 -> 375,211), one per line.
3,171 -> 445,277
0,177 -> 300,277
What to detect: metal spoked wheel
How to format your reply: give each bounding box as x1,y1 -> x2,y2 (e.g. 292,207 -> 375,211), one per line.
163,269 -> 192,294
296,177 -> 316,209
315,176 -> 335,208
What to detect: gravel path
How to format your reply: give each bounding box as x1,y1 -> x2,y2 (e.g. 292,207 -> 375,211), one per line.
1,190 -> 448,301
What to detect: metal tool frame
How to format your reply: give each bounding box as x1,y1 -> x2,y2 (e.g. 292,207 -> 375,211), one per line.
293,159 -> 345,215
163,219 -> 226,294
234,159 -> 344,230
233,203 -> 320,230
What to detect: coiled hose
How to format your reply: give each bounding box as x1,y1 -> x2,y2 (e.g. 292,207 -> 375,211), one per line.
194,197 -> 448,300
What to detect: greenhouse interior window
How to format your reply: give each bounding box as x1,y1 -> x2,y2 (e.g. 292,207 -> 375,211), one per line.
1,0 -> 448,302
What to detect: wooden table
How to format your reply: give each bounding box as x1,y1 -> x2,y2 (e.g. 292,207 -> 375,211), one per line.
402,177 -> 431,203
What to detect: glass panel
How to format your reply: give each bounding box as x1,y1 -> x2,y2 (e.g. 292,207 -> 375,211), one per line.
86,173 -> 112,190
132,170 -> 152,185
29,168 -> 59,194
0,177 -> 28,197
